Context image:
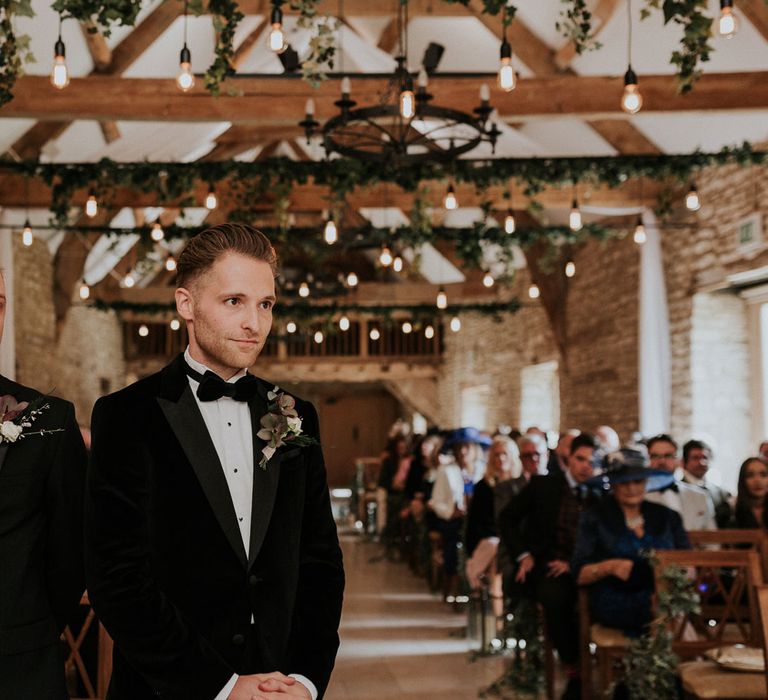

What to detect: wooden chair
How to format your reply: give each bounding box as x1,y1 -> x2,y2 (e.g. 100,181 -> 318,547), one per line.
62,592 -> 113,700
579,549 -> 766,700
688,529 -> 768,579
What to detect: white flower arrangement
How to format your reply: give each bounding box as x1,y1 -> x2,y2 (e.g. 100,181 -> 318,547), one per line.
0,395 -> 64,445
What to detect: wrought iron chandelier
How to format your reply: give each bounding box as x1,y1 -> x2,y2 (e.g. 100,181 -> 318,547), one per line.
298,0 -> 501,165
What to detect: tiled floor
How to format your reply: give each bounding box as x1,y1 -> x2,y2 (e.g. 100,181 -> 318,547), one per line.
326,536 -> 509,700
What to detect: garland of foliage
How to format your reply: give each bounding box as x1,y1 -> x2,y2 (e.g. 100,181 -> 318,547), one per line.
1,0 -> 766,108
479,597 -> 543,698
622,557 -> 701,700
5,145 -> 764,228
92,298 -> 522,321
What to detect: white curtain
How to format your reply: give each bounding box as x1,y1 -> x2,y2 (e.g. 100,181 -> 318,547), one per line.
582,206 -> 671,434
0,231 -> 16,379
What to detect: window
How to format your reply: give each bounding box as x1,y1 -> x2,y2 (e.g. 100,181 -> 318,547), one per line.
460,385 -> 490,430
520,361 -> 559,432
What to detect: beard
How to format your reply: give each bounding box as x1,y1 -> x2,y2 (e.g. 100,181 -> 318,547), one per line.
191,310 -> 266,376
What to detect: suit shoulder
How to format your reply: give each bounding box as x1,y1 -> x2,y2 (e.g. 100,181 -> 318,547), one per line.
1,378 -> 75,415
94,371 -> 163,413
642,499 -> 681,522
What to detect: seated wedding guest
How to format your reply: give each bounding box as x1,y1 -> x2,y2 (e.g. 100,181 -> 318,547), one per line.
499,433 -> 600,700
547,429 -> 581,475
518,434 -> 547,478
759,440 -> 768,462
429,427 -> 489,601
733,457 -> 768,529
378,434 -> 412,555
682,439 -> 732,528
573,450 -> 689,638
644,434 -> 716,531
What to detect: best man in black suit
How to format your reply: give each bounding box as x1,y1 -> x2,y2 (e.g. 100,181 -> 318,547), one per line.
0,272 -> 88,699
85,225 -> 345,700
499,432 -> 599,700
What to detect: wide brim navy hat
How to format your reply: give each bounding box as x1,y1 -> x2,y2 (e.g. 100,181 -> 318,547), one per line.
441,427 -> 493,453
586,448 -> 675,493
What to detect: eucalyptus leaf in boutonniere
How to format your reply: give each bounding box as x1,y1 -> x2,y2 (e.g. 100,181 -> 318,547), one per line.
256,387 -> 318,470
0,395 -> 65,445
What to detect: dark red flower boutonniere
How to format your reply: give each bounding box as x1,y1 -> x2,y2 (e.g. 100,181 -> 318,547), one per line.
256,386 -> 318,470
0,395 -> 65,445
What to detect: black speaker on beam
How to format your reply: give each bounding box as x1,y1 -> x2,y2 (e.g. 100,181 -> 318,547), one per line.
279,45 -> 301,73
422,42 -> 445,75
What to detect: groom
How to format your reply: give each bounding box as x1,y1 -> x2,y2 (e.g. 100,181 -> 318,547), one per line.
86,225 -> 345,700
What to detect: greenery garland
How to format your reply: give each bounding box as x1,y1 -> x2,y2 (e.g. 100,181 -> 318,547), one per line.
6,145 -> 764,229
92,298 -> 522,321
622,557 -> 700,700
1,0 -> 766,108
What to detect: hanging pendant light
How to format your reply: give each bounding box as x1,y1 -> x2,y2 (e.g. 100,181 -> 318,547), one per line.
78,280 -> 90,300
565,259 -> 576,278
346,271 -> 358,287
569,198 -> 583,232
205,185 -> 218,210
176,0 -> 195,91
718,0 -> 738,38
298,282 -> 310,298
436,287 -> 447,309
151,221 -> 164,242
51,16 -> 69,90
268,2 -> 287,53
443,184 -> 458,210
450,316 -> 461,332
497,9 -> 516,93
21,219 -> 33,247
685,184 -> 701,212
339,316 -> 350,331
165,255 -> 177,272
85,193 -> 98,218
170,318 -> 181,331
633,217 -> 647,244
528,284 -> 540,299
286,321 -> 297,334
483,272 -> 495,288
324,218 -> 338,245
504,209 -> 516,234
379,245 -> 393,267
621,66 -> 643,115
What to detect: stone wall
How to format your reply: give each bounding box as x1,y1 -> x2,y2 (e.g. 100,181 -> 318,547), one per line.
12,235 -> 126,426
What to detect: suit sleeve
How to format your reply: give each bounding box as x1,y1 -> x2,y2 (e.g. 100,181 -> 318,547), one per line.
498,480 -> 535,561
85,396 -> 234,700
45,401 -> 88,632
286,401 -> 345,699
570,509 -> 601,576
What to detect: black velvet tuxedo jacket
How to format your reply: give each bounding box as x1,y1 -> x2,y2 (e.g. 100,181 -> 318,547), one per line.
85,355 -> 345,700
0,375 -> 87,700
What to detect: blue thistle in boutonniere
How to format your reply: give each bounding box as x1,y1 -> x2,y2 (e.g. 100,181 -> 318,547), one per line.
0,395 -> 65,445
256,387 -> 318,469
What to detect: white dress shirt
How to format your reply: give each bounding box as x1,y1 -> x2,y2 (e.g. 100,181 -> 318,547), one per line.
183,349 -> 317,700
645,479 -> 716,531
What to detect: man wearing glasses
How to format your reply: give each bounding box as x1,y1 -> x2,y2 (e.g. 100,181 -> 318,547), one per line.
644,434 -> 715,531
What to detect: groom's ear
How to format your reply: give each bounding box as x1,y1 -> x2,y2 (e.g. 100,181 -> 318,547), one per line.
175,287 -> 194,322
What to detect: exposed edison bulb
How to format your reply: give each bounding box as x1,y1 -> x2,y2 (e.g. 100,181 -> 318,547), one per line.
483,272 -> 494,288
205,187 -> 217,210
621,67 -> 643,114
177,45 -> 194,91
633,219 -> 647,245
324,219 -> 338,245
718,2 -> 738,38
450,316 -> 461,333
123,271 -> 136,288
268,6 -> 286,53
399,88 -> 415,119
22,220 -> 33,247
151,222 -> 164,242
78,281 -> 90,300
346,271 -> 358,287
498,39 -> 515,92
685,185 -> 701,212
424,325 -> 435,339
402,321 -> 413,334
569,200 -> 583,232
528,284 -> 540,299
505,210 -> 516,234
313,330 -> 324,344
138,324 -> 149,338
379,246 -> 393,267
170,318 -> 181,331
436,288 -> 447,310
299,282 -> 310,298
393,256 -> 404,273
444,184 -> 458,210
165,255 -> 177,272
369,328 -> 381,341
565,260 -> 576,278
286,321 -> 297,334
85,194 -> 98,218
339,316 -> 350,331
51,38 -> 69,90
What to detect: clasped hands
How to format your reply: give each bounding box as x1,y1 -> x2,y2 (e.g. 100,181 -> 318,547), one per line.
229,673 -> 311,700
515,554 -> 571,582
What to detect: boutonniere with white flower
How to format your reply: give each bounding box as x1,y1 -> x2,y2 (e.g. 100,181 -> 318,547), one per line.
256,387 -> 318,469
0,395 -> 65,445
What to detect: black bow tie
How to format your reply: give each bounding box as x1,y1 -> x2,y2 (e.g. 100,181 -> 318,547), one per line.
184,363 -> 260,402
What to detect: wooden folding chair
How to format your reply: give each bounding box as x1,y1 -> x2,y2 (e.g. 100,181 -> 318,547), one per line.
688,529 -> 768,579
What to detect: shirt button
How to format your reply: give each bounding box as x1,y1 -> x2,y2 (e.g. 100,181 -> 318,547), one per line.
232,634 -> 245,646
249,574 -> 263,586
234,468 -> 238,473
239,517 -> 243,522
227,422 -> 232,427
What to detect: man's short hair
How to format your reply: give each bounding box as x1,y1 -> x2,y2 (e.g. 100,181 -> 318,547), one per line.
570,432 -> 596,455
176,224 -> 278,289
683,439 -> 711,463
647,434 -> 678,454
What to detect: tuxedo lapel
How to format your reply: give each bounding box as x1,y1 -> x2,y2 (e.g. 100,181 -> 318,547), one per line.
247,383 -> 282,568
157,362 -> 248,568
0,444 -> 8,475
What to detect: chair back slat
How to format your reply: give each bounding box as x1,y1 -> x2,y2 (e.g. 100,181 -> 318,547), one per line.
688,529 -> 768,579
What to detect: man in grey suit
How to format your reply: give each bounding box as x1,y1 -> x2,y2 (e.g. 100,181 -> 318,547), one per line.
682,439 -> 732,528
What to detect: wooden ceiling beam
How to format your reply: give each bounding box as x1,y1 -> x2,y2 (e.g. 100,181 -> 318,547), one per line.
0,174 -> 663,211
554,0 -> 621,70
586,118 -> 662,155
232,17 -> 269,70
80,23 -> 121,144
377,17 -> 401,54
5,72 -> 765,123
737,0 -> 768,42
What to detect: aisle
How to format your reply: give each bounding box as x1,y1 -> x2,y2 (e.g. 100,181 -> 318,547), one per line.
326,536 -> 507,700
